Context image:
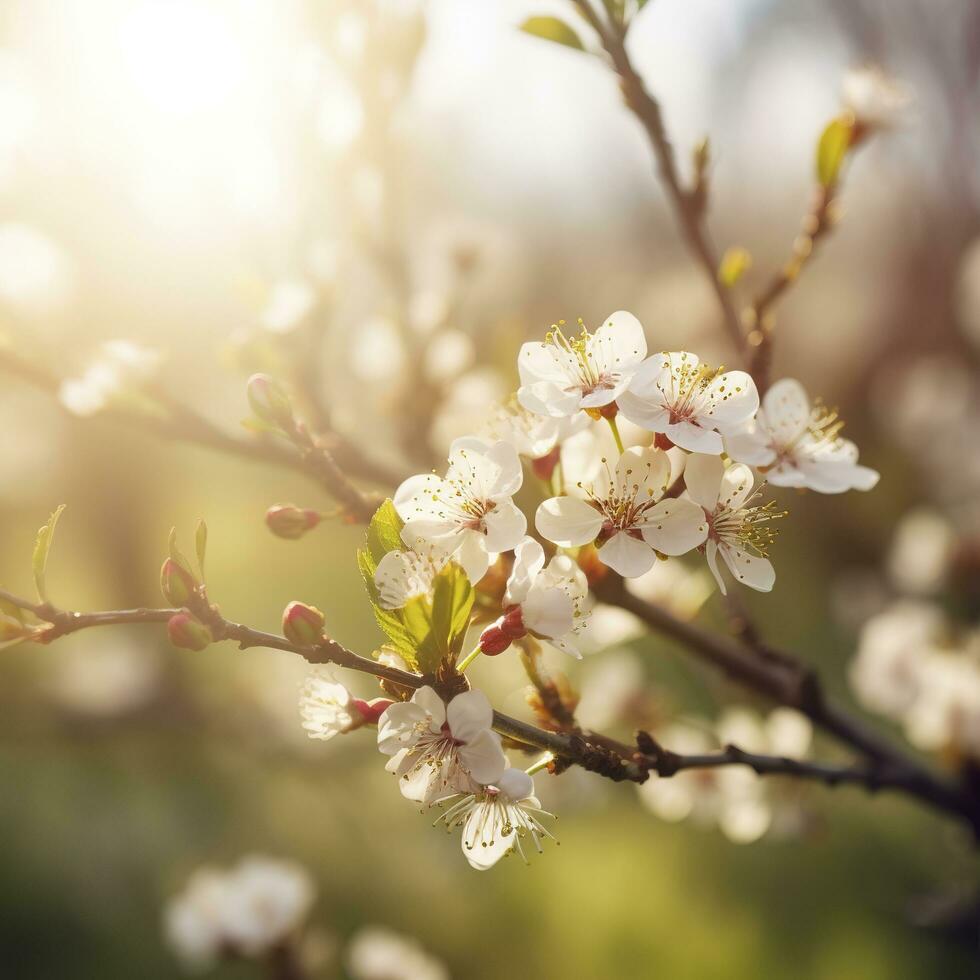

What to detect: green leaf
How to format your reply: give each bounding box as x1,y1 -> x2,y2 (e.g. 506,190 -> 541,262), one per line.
195,520 -> 208,579
402,562 -> 474,674
718,246 -> 752,287
32,504 -> 66,603
168,527 -> 194,575
366,499 -> 404,565
816,116 -> 853,187
520,16 -> 585,51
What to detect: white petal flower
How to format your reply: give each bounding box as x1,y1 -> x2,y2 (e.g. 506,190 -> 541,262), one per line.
434,767 -> 556,870
517,311 -> 647,417
164,867 -> 230,967
536,447 -> 707,578
299,668 -> 361,740
259,278 -> 317,334
59,340 -> 161,417
394,438 -> 525,584
377,687 -> 506,803
724,378 -> 878,494
618,351 -> 758,453
842,65 -> 911,131
482,396 -> 589,462
346,926 -> 449,980
683,454 -> 783,595
373,545 -> 449,610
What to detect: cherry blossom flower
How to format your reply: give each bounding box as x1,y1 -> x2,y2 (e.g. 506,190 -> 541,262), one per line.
682,454 -> 783,595
617,351 -> 758,453
59,340 -> 160,417
536,446 -> 708,578
346,926 -> 449,980
394,437 -> 525,584
299,668 -> 390,741
434,767 -> 556,870
842,65 -> 911,132
517,311 -> 647,418
373,545 -> 449,610
164,855 -> 315,967
480,537 -> 589,657
377,687 -> 506,803
724,378 -> 879,494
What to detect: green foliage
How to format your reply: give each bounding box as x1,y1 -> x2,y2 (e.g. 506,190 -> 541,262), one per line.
167,527 -> 195,577
520,16 -> 585,52
32,504 -> 66,604
816,116 -> 853,187
194,520 -> 208,580
718,246 -> 752,287
358,501 -> 474,673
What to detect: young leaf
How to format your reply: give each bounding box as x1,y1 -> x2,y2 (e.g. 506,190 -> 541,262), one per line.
718,247 -> 752,287
168,527 -> 194,575
366,499 -> 404,565
195,520 -> 208,579
816,116 -> 853,188
32,504 -> 66,603
520,16 -> 585,51
402,562 -> 474,674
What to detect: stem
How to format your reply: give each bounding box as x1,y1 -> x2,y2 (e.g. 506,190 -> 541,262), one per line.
526,753 -> 555,776
457,644 -> 482,673
606,415 -> 626,455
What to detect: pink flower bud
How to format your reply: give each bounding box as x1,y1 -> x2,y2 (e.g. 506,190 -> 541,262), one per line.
531,446 -> 561,481
266,505 -> 321,540
282,601 -> 325,646
501,605 -> 527,640
160,557 -> 198,606
479,624 -> 512,656
352,697 -> 394,725
167,612 -> 212,651
246,373 -> 294,429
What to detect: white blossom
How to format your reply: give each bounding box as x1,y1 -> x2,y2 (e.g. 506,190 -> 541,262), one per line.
346,927 -> 449,980
536,446 -> 707,578
434,767 -> 556,870
724,378 -> 878,494
482,396 -> 589,465
377,687 -> 506,803
394,437 -> 525,584
618,351 -> 758,453
683,453 -> 783,595
59,340 -> 160,417
299,668 -> 361,741
517,311 -> 647,418
259,279 -> 317,334
842,65 -> 911,130
164,856 -> 315,967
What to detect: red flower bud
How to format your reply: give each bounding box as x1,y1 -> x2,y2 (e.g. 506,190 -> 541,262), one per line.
167,612 -> 212,651
282,601 -> 325,646
266,505 -> 321,540
479,624 -> 512,656
352,697 -> 393,725
160,557 -> 198,606
500,606 -> 527,640
531,446 -> 561,481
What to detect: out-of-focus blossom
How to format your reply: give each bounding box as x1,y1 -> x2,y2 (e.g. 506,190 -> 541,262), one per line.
435,767 -> 556,870
164,855 -> 315,968
536,446 -> 707,578
395,437 -> 525,583
956,236 -> 980,352
887,508 -> 955,596
429,368 -> 509,453
424,328 -> 475,382
619,351 -> 758,453
0,223 -> 74,316
683,454 -> 781,595
346,926 -> 449,980
575,650 -> 649,732
725,379 -> 878,494
842,65 -> 911,131
59,340 -> 161,417
299,668 -> 390,741
377,687 -> 506,803
518,312 -> 647,418
259,279 -> 317,334
351,315 -> 406,382
638,708 -> 811,843
482,397 -> 589,478
315,69 -> 364,152
625,557 -> 715,621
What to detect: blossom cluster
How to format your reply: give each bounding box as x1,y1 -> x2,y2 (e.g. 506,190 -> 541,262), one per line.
297,311 -> 879,866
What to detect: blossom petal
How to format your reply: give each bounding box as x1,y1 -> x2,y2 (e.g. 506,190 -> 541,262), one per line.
377,701 -> 430,755
458,729 -> 507,785
522,585 -> 574,640
413,686 -> 447,727
536,496 -> 603,547
724,421 -> 776,467
455,531 -> 492,584
682,453 -> 725,510
447,689 -> 494,742
762,378 -> 811,444
718,463 -> 756,511
705,539 -> 727,595
663,420 -> 725,454
720,543 -> 775,592
598,531 -> 656,578
589,310 -> 648,376
640,498 -> 709,556
483,499 -> 527,552
461,802 -> 513,870
505,536 -> 546,606
613,446 -> 670,502
497,767 -> 534,802
700,370 -> 759,431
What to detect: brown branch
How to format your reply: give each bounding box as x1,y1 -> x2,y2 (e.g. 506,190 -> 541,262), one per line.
573,0 -> 745,357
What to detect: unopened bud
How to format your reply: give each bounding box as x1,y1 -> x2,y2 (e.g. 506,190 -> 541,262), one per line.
266,504 -> 321,540
531,446 -> 561,481
0,615 -> 34,644
167,612 -> 212,651
500,605 -> 527,640
247,373 -> 294,429
352,697 -> 394,725
160,557 -> 198,606
479,624 -> 512,656
282,601 -> 325,646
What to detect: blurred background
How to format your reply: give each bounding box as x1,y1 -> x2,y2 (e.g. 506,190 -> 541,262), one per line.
1,0 -> 979,976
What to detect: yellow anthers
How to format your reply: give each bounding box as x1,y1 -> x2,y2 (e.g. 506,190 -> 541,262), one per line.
808,400 -> 846,446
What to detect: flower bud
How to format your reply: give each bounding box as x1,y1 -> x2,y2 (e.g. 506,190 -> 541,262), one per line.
0,615 -> 34,644
160,557 -> 198,606
352,697 -> 394,725
246,373 -> 294,429
479,624 -> 512,656
282,601 -> 325,646
167,612 -> 212,651
500,605 -> 527,640
266,504 -> 321,540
